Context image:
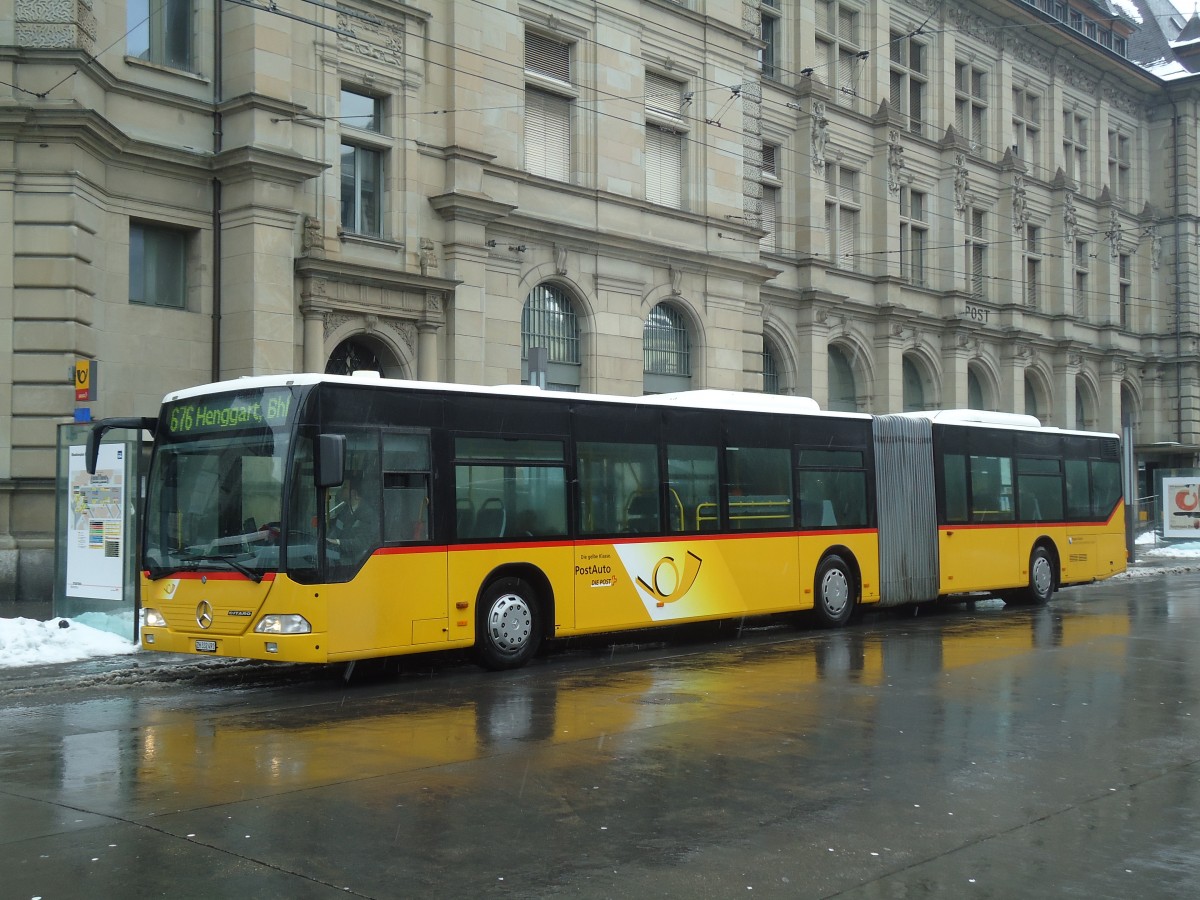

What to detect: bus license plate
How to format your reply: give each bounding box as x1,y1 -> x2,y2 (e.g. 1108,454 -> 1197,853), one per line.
195,640 -> 217,653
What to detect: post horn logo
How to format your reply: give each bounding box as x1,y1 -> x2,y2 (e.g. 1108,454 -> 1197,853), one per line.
196,600 -> 213,629
636,551 -> 703,604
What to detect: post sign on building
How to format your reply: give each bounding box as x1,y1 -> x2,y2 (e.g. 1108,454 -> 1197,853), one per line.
74,359 -> 95,401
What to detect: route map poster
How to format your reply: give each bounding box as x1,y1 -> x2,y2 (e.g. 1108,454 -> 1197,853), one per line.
66,443 -> 126,600
1162,476 -> 1200,539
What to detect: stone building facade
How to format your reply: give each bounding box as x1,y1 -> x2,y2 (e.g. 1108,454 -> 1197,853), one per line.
3,0 -> 1200,606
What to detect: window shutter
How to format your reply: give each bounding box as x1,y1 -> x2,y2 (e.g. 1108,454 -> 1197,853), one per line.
646,125 -> 682,207
645,73 -> 683,120
760,187 -> 778,251
525,34 -> 570,83
525,89 -> 570,181
841,207 -> 858,270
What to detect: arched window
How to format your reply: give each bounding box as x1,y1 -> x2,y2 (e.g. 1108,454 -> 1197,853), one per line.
967,369 -> 984,410
326,335 -> 401,377
762,338 -> 782,394
902,356 -> 926,412
1024,373 -> 1041,422
828,344 -> 857,412
643,302 -> 691,393
522,284 -> 581,390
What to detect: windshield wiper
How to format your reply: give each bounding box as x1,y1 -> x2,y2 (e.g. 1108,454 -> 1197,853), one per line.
210,554 -> 264,583
145,550 -> 263,583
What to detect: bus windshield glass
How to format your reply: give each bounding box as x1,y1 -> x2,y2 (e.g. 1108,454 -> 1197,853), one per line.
144,388 -> 297,579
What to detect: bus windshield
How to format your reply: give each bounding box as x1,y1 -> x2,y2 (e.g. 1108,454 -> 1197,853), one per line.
144,388 -> 297,580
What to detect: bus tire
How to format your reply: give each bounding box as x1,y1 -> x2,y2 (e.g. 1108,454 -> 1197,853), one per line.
1020,545 -> 1056,606
475,577 -> 543,671
813,554 -> 856,628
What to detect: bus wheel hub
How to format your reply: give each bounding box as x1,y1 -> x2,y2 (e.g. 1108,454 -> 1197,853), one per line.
488,595 -> 532,651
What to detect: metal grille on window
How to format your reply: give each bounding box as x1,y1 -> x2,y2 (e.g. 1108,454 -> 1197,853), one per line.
522,284 -> 580,364
763,341 -> 781,394
644,304 -> 690,376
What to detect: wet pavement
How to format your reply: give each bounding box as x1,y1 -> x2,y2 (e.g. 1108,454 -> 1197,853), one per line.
2,570 -> 1199,899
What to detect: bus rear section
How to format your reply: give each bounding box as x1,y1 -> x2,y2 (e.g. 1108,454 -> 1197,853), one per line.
872,412 -> 1126,608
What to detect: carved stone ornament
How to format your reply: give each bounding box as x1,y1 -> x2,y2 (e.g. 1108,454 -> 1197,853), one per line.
1012,174 -> 1029,233
811,101 -> 829,176
1107,208 -> 1123,259
324,313 -> 353,340
954,154 -> 969,214
555,245 -> 568,276
337,11 -> 404,67
386,319 -> 417,354
887,131 -> 904,197
1063,192 -> 1078,246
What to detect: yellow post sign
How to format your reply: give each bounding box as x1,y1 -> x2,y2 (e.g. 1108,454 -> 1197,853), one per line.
74,359 -> 94,401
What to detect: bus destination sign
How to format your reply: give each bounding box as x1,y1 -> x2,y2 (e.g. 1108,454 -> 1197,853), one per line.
167,390 -> 293,435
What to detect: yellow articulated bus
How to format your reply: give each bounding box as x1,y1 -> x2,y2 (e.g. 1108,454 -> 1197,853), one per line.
87,374 -> 1126,670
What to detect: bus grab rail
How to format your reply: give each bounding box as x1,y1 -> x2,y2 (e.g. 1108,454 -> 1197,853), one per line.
85,417 -> 158,475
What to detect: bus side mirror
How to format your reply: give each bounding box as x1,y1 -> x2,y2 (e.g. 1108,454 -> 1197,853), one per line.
316,434 -> 346,489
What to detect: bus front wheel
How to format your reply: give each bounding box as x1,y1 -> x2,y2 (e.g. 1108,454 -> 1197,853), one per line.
475,578 -> 543,671
813,554 -> 856,628
1019,546 -> 1056,606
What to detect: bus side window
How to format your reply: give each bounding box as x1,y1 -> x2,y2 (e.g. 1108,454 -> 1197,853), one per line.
383,432 -> 431,542
577,441 -> 659,536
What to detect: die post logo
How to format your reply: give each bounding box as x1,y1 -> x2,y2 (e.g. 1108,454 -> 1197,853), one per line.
635,550 -> 703,604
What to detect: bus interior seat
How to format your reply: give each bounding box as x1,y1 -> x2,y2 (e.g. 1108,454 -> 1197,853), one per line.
456,498 -> 475,537
474,498 -> 506,538
625,492 -> 659,533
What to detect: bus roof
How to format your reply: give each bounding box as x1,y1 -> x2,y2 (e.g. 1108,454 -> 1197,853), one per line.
161,374 -> 1115,437
893,408 -> 1119,440
162,373 -> 872,420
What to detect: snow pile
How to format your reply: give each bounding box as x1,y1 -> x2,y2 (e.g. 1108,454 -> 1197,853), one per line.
0,616 -> 136,668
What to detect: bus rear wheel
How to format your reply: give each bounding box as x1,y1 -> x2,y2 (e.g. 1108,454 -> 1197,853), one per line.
813,554 -> 856,628
475,577 -> 543,671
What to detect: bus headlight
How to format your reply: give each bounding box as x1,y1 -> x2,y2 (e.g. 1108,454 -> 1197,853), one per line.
143,608 -> 167,628
254,614 -> 312,635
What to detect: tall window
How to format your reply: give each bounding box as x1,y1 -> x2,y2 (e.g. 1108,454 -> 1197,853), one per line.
1012,87 -> 1041,173
644,303 -> 691,393
955,62 -> 987,150
128,0 -> 193,70
827,344 -> 857,412
1023,224 -> 1042,308
899,186 -> 927,285
762,338 -> 782,394
1074,240 -> 1090,318
1063,111 -> 1089,187
815,1 -> 863,110
525,34 -> 573,182
340,88 -> 384,237
889,30 -> 926,135
645,73 -> 687,208
902,356 -> 926,412
965,208 -> 988,299
522,284 -> 581,391
1108,129 -> 1131,202
825,165 -> 860,271
760,0 -> 780,80
967,369 -> 985,410
130,221 -> 187,309
761,143 -> 780,252
1118,253 -> 1132,327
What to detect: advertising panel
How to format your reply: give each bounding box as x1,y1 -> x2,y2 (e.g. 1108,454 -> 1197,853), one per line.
1162,476 -> 1200,539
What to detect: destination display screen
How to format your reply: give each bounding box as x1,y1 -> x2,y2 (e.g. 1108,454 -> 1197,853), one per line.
164,388 -> 294,436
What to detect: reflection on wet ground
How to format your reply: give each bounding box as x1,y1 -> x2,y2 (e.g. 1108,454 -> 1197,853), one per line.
2,572 -> 1199,898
